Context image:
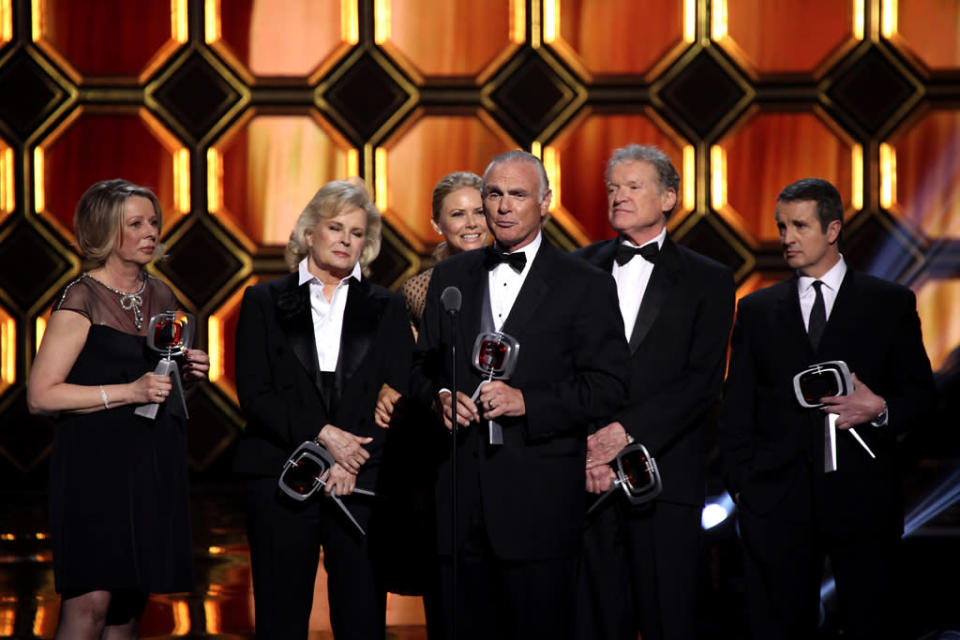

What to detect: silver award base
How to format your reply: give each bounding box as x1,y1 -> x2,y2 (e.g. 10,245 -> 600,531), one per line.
134,359 -> 189,420
824,412 -> 877,473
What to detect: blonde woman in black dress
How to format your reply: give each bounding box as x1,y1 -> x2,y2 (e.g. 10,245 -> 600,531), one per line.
27,179 -> 209,639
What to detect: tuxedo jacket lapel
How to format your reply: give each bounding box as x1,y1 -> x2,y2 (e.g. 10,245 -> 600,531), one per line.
275,275 -> 328,410
628,239 -> 678,353
502,243 -> 552,340
817,270 -> 856,355
337,278 -> 379,394
776,274 -> 815,363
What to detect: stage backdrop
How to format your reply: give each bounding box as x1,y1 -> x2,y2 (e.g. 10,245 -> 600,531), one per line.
0,0 -> 959,483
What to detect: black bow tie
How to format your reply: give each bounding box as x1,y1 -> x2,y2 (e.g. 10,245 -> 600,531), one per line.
483,247 -> 527,273
615,242 -> 660,266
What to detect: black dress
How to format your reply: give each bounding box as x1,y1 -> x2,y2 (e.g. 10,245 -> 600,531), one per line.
49,274 -> 193,594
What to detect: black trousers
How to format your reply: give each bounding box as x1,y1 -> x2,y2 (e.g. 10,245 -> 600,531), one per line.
433,506 -> 578,640
245,477 -> 386,640
576,499 -> 702,640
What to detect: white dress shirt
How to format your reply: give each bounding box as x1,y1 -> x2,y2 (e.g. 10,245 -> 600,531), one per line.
488,231 -> 542,331
797,255 -> 846,330
611,228 -> 667,341
298,258 -> 361,372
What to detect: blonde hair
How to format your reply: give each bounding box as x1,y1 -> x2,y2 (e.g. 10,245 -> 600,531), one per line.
430,171 -> 483,260
74,179 -> 165,265
285,178 -> 382,272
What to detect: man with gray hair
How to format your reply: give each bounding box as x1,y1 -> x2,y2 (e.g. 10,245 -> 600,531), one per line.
413,150 -> 629,639
576,144 -> 735,640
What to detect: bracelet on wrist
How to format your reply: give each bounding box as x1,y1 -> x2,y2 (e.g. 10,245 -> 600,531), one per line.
99,385 -> 110,410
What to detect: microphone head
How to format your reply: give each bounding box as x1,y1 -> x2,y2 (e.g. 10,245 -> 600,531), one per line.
441,286 -> 462,313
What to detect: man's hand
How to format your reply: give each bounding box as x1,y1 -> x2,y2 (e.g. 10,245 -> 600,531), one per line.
375,383 -> 402,428
437,390 -> 479,430
587,421 -> 630,468
820,372 -> 886,430
323,463 -> 357,496
586,465 -> 616,494
316,424 -> 371,473
477,380 -> 525,420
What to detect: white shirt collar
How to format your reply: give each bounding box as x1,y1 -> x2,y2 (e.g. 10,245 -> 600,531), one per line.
497,229 -> 542,259
620,226 -> 667,250
797,254 -> 846,294
298,257 -> 362,287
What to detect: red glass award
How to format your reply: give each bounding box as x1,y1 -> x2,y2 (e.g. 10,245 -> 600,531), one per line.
470,331 -> 519,445
134,310 -> 194,420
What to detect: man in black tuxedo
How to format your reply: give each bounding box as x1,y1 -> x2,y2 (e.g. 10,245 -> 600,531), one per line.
575,144 -> 735,640
412,150 -> 629,640
719,178 -> 935,639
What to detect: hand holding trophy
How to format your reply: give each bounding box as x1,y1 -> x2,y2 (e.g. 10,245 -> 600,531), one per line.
470,331 -> 519,445
135,310 -> 195,420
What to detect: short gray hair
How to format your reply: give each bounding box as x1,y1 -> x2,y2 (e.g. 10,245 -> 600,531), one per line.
606,144 -> 680,213
482,150 -> 550,201
285,179 -> 382,272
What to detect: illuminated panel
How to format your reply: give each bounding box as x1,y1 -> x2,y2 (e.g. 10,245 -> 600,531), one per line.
36,108 -> 189,241
0,141 -> 13,227
714,0 -> 859,77
886,0 -> 960,72
0,303 -> 14,396
545,0 -> 687,81
0,596 -> 13,637
139,596 -> 190,637
0,0 -> 11,48
885,109 -> 960,238
210,111 -> 355,250
376,0 -> 522,84
379,111 -> 516,251
208,276 -> 260,405
32,0 -> 186,83
32,596 -> 57,637
915,278 -> 960,372
207,0 -> 355,82
714,110 -> 858,246
546,110 -> 692,245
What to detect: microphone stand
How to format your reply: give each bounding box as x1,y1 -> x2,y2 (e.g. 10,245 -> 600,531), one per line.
441,286 -> 461,640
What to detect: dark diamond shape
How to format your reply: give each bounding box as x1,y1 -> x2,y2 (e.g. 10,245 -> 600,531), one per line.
324,52 -> 411,139
0,223 -> 70,306
152,52 -> 242,140
843,214 -> 916,281
369,226 -> 413,288
0,392 -> 55,473
0,51 -> 68,140
156,222 -> 243,306
676,218 -> 747,273
185,388 -> 238,471
659,52 -> 746,138
827,47 -> 916,134
490,52 -> 576,139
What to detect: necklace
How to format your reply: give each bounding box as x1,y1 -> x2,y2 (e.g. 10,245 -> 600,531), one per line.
85,272 -> 147,330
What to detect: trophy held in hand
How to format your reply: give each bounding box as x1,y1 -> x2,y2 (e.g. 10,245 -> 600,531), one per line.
470,331 -> 519,445
135,310 -> 194,420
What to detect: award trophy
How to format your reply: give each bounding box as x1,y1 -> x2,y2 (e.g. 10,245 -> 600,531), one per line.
793,360 -> 876,472
587,443 -> 662,514
134,310 -> 194,420
278,440 -> 375,535
470,331 -> 520,445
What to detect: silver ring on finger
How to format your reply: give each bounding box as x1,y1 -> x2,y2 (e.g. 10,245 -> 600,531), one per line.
488,399 -> 494,410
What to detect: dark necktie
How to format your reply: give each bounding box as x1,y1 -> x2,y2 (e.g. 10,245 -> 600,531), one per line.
808,280 -> 826,350
615,242 -> 660,266
483,247 -> 527,273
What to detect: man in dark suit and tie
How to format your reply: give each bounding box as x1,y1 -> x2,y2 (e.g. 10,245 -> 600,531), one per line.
719,178 -> 935,639
412,150 -> 629,640
575,144 -> 735,640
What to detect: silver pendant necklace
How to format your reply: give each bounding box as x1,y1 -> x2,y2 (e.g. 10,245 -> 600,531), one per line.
85,273 -> 147,330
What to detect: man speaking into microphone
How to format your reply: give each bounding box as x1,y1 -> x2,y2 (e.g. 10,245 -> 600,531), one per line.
412,150 -> 628,640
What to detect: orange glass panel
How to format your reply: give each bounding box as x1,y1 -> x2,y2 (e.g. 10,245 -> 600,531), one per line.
716,110 -> 856,246
0,302 -> 14,396
37,108 -> 188,242
34,0 -> 184,82
717,0 -> 857,76
886,109 -> 960,239
890,0 -> 960,72
207,275 -> 260,405
1,0 -> 11,49
210,0 -> 352,80
915,278 -> 960,372
211,112 -> 355,249
547,111 -> 690,244
548,0 -> 685,79
0,140 -> 13,226
380,112 -> 516,251
378,0 -> 520,82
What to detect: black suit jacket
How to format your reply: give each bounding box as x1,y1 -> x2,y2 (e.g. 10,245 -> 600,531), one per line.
577,238 -> 735,506
719,269 -> 934,533
234,273 -> 413,487
413,240 -> 629,561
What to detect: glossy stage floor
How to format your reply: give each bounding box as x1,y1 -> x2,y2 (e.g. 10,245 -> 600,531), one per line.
2,476 -> 959,639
